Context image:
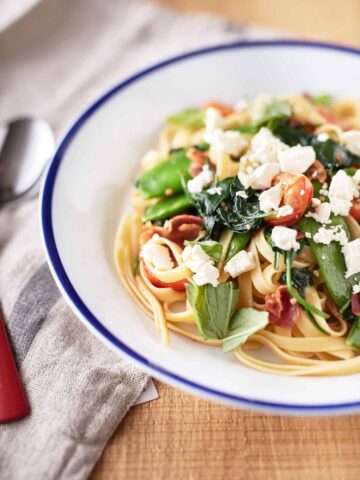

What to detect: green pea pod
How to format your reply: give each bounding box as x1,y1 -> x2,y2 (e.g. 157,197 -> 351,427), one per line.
346,317 -> 360,349
225,232 -> 251,264
298,215 -> 351,309
136,151 -> 191,199
143,194 -> 192,222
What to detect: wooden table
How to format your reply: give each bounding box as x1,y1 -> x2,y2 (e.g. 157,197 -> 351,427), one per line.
92,1 -> 360,478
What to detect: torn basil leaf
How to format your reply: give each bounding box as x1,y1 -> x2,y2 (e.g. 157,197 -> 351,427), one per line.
186,282 -> 239,340
184,240 -> 223,262
223,308 -> 269,353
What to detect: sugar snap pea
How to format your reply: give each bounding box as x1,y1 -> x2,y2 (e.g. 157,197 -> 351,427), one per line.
143,194 -> 192,222
225,232 -> 251,264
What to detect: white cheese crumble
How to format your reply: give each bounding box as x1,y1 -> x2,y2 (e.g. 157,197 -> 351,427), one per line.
277,205 -> 294,217
207,186 -> 223,195
236,190 -> 248,199
238,162 -> 280,190
342,238 -> 360,278
203,107 -> 223,143
259,184 -> 282,212
313,225 -> 348,246
343,130 -> 360,156
193,262 -> 220,287
311,198 -> 321,207
328,170 -> 359,216
306,202 -> 331,224
271,226 -> 300,251
141,242 -> 174,271
224,251 -> 255,278
300,189 -> 305,196
353,284 -> 360,294
354,169 -> 360,184
212,129 -> 247,157
245,127 -> 288,165
187,165 -> 214,194
317,133 -> 330,142
278,145 -> 316,173
182,244 -> 219,287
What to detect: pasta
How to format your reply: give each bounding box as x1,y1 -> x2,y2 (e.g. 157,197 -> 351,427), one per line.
115,94 -> 360,376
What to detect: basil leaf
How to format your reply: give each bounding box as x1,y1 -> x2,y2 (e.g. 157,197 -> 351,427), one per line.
186,282 -> 239,340
314,94 -> 333,106
223,308 -> 269,353
256,100 -> 292,126
184,240 -> 223,262
167,108 -> 205,129
279,268 -> 313,298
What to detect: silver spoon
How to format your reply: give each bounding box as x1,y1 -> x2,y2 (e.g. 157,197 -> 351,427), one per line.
0,117 -> 55,423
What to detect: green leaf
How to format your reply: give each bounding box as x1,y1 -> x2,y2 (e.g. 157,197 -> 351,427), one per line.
314,94 -> 333,106
346,316 -> 360,349
184,240 -> 223,262
186,282 -> 239,340
223,308 -> 269,353
255,100 -> 292,126
233,124 -> 259,135
167,108 -> 205,129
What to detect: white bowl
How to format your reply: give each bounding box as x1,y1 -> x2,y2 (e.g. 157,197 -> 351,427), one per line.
41,40 -> 360,415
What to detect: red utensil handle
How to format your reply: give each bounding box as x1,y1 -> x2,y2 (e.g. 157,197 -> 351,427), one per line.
0,309 -> 29,423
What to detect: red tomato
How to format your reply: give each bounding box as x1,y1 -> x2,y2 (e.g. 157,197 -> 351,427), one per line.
350,198 -> 360,221
265,173 -> 314,227
142,261 -> 187,292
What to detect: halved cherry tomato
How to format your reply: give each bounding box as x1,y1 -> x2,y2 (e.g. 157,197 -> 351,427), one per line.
142,261 -> 187,292
265,172 -> 314,227
202,101 -> 234,116
350,198 -> 360,221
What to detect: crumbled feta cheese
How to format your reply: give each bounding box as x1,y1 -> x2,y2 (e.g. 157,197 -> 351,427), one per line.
313,225 -> 348,246
319,187 -> 329,197
182,245 -> 211,272
193,262 -> 219,287
187,165 -> 214,193
259,184 -> 282,212
277,205 -> 294,217
207,186 -> 223,195
353,284 -> 360,294
354,169 -> 360,184
212,129 -> 247,157
234,98 -> 248,112
141,242 -> 174,270
300,189 -> 305,196
203,108 -> 223,143
247,127 -> 288,164
311,198 -> 321,207
238,163 -> 280,190
224,251 -> 255,277
236,190 -> 248,199
305,232 -> 312,239
306,202 -> 331,224
317,133 -> 330,142
342,238 -> 360,278
271,226 -> 300,251
329,170 -> 359,216
278,145 -> 316,173
182,244 -> 219,287
343,130 -> 360,156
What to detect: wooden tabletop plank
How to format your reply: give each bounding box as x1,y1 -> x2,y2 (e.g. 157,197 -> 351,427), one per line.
92,1 -> 360,478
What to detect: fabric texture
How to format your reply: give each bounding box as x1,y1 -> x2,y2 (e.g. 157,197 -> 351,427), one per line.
0,1 -> 273,479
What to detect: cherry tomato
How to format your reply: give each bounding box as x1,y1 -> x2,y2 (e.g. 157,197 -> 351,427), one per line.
350,198 -> 360,221
265,172 -> 314,227
142,261 -> 187,292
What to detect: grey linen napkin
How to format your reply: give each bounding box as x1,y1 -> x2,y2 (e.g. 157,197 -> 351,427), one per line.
0,1 -> 273,478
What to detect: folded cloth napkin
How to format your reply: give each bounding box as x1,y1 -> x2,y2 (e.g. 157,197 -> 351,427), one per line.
0,1 -> 273,478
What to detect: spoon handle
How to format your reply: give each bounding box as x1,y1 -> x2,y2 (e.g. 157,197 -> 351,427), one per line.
0,307 -> 29,423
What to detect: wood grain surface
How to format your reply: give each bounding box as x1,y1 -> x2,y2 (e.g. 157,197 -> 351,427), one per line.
92,1 -> 360,478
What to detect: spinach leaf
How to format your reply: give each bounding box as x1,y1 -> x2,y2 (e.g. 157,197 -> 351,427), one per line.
223,308 -> 269,353
271,122 -> 360,172
184,240 -> 223,262
186,282 -> 239,340
256,100 -> 292,126
167,108 -> 205,129
279,268 -> 313,298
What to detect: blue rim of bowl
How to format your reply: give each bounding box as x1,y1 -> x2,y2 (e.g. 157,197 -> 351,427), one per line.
41,39 -> 360,414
